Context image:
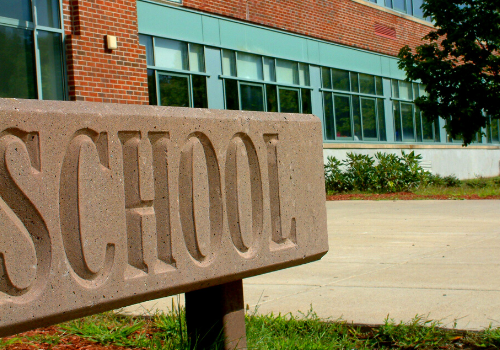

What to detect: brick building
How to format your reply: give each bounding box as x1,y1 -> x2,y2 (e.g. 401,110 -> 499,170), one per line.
1,0 -> 499,178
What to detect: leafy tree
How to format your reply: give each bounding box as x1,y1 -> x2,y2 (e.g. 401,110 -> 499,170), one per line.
398,0 -> 500,145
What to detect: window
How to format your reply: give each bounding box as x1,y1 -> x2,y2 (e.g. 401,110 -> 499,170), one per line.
322,68 -> 386,141
140,35 -> 208,108
392,80 -> 440,142
486,117 -> 500,144
221,49 -> 312,114
367,0 -> 428,20
0,0 -> 65,100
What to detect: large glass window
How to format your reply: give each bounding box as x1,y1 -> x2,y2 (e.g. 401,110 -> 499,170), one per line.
392,80 -> 440,142
140,35 -> 208,108
322,68 -> 386,141
0,0 -> 65,100
221,49 -> 312,114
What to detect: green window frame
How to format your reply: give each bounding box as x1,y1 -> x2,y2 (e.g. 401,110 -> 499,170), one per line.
0,0 -> 65,100
321,67 -> 386,141
391,80 -> 440,142
140,34 -> 208,108
220,49 -> 312,114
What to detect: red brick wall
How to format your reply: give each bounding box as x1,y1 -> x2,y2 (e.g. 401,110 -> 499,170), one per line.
63,0 -> 149,104
182,0 -> 433,57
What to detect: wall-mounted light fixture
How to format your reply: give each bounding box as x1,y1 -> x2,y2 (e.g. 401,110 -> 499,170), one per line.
106,35 -> 118,50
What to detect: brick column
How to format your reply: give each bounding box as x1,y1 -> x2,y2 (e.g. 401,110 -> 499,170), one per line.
63,0 -> 149,104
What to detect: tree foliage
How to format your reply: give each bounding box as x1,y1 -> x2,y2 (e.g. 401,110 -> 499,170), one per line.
398,0 -> 500,145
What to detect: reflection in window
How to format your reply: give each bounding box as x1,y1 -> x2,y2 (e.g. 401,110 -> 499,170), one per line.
301,89 -> 312,114
0,0 -> 32,22
331,69 -> 349,91
189,44 -> 204,72
334,95 -> 351,138
324,93 -> 335,140
192,75 -> 208,108
278,88 -> 299,113
225,79 -> 239,110
266,85 -> 278,112
147,69 -> 157,105
143,36 -> 208,108
393,0 -> 405,12
401,103 -> 415,141
222,50 -> 237,76
0,26 -> 37,99
159,74 -> 190,107
361,98 -> 377,139
237,52 -> 263,80
155,38 -> 188,70
486,118 -> 500,143
38,31 -> 64,100
322,67 -> 385,141
36,0 -> 60,28
359,74 -> 375,95
0,0 -> 64,100
276,59 -> 298,85
240,84 -> 264,111
220,49 -> 311,114
381,0 -> 427,19
263,57 -> 276,82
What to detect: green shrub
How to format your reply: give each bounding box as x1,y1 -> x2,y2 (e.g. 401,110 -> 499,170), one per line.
325,156 -> 353,193
465,177 -> 488,188
425,173 -> 445,186
324,151 -> 427,194
344,153 -> 376,191
443,175 -> 461,187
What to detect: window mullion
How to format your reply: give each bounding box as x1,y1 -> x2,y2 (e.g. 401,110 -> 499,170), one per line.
331,93 -> 337,139
237,81 -> 242,110
399,102 -> 404,140
263,83 -> 268,112
189,74 -> 194,107
349,96 -> 354,138
276,86 -> 281,113
155,70 -> 161,105
32,0 -> 43,99
298,88 -> 302,114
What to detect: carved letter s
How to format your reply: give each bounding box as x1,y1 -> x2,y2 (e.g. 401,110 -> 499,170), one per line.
0,130 -> 51,300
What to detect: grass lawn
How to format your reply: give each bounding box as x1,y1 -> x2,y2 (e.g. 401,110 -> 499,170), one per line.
2,309 -> 500,349
327,176 -> 500,200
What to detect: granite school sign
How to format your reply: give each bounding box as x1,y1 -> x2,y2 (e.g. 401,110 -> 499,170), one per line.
0,99 -> 328,347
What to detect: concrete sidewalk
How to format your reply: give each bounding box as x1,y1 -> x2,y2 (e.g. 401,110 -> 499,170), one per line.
121,200 -> 500,330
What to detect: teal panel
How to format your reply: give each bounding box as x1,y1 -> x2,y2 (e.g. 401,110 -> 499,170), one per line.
137,1 -> 203,43
306,40 -> 320,64
219,20 -> 247,51
205,47 -> 224,109
243,25 -> 308,61
202,16 -> 220,46
309,65 -> 323,121
388,58 -> 406,80
380,56 -> 392,77
382,78 -> 395,142
318,43 -> 384,76
439,118 -> 447,143
219,20 -> 308,61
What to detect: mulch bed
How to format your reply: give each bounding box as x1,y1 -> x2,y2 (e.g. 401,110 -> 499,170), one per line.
327,192 -> 500,200
2,327 -> 138,350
